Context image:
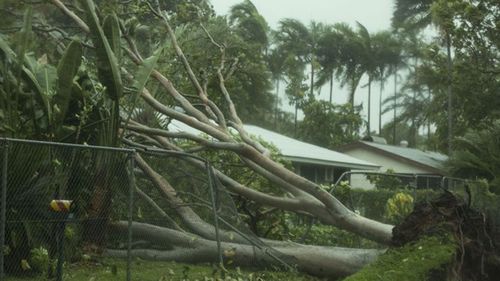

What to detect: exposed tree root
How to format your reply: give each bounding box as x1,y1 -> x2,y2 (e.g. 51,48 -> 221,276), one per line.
392,191 -> 500,281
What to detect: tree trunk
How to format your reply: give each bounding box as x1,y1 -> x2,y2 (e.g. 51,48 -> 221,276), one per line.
294,102 -> 298,137
410,90 -> 416,147
446,32 -> 453,156
379,80 -> 384,135
329,72 -> 334,104
310,59 -> 314,97
393,71 -> 398,145
108,221 -> 383,278
427,87 -> 431,140
367,76 -> 371,136
274,78 -> 280,127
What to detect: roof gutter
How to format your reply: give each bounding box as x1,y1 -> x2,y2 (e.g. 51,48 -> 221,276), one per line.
283,156 -> 380,170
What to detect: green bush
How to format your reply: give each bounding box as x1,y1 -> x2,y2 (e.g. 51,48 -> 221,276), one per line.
331,186 -> 438,224
29,247 -> 50,273
385,193 -> 414,224
366,169 -> 406,190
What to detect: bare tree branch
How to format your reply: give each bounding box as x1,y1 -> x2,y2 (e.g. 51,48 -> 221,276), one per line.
135,186 -> 185,232
50,0 -> 90,33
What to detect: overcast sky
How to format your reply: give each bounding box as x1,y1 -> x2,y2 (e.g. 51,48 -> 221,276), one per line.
210,0 -> 398,134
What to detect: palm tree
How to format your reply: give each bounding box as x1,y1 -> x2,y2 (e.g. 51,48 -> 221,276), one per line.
371,31 -> 402,135
334,23 -> 365,107
447,121 -> 500,194
307,21 -> 326,98
275,19 -> 325,98
393,0 -> 454,155
229,0 -> 269,50
336,22 -> 379,137
383,82 -> 430,147
315,24 -> 344,104
355,22 -> 378,136
392,0 -> 434,31
401,33 -> 428,146
267,48 -> 286,124
274,19 -> 326,134
382,32 -> 405,145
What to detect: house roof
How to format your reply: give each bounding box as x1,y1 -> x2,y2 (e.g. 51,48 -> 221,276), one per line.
168,120 -> 379,170
243,125 -> 379,170
338,141 -> 448,173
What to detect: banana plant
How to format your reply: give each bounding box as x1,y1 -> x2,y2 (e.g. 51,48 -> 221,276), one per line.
53,40 -> 83,130
78,0 -> 127,248
0,34 -> 83,138
120,47 -> 163,139
80,0 -> 123,148
80,0 -> 122,102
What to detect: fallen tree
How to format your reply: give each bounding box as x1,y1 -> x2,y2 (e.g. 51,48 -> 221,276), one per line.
41,0 -> 396,277
108,221 -> 382,277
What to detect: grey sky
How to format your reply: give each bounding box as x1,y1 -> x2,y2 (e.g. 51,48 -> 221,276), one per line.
211,0 -> 394,32
210,0 -> 398,134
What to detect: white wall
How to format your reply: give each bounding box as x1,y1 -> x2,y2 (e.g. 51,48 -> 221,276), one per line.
344,147 -> 435,189
345,148 -> 433,173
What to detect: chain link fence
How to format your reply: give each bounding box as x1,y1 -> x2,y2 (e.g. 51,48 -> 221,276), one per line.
1,138 -> 496,280
0,138 -> 296,281
287,170 -> 497,249
334,170 -> 492,219
0,138 -> 135,280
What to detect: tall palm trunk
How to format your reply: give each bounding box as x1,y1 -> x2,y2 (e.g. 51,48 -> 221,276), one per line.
379,80 -> 384,134
393,71 -> 397,145
329,72 -> 334,104
446,32 -> 453,155
367,76 -> 372,136
274,78 -> 280,126
427,87 -> 431,139
294,102 -> 298,137
410,90 -> 416,147
310,59 -> 315,97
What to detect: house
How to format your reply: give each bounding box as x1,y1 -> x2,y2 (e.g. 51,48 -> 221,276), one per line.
168,120 -> 380,185
243,125 -> 380,185
337,138 -> 449,189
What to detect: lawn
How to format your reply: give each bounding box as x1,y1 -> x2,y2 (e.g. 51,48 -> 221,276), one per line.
5,258 -> 323,281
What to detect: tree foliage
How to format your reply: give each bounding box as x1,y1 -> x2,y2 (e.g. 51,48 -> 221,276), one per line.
298,101 -> 362,149
447,121 -> 500,194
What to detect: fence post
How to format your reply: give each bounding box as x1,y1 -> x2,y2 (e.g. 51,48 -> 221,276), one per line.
0,141 -> 8,280
207,163 -> 223,268
127,152 -> 136,281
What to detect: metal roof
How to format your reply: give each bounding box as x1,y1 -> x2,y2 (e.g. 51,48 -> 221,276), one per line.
243,125 -> 379,170
168,120 -> 379,170
341,141 -> 448,172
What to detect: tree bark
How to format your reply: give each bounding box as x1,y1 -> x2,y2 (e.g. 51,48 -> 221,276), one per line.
329,72 -> 334,104
379,80 -> 384,134
108,221 -> 383,278
367,76 -> 372,136
446,32 -> 453,156
393,71 -> 398,145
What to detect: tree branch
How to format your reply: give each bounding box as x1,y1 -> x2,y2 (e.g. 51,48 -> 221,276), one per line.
135,186 -> 185,232
50,0 -> 90,33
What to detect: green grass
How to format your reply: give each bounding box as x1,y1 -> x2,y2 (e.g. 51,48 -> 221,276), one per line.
342,235 -> 456,281
5,258 -> 323,281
